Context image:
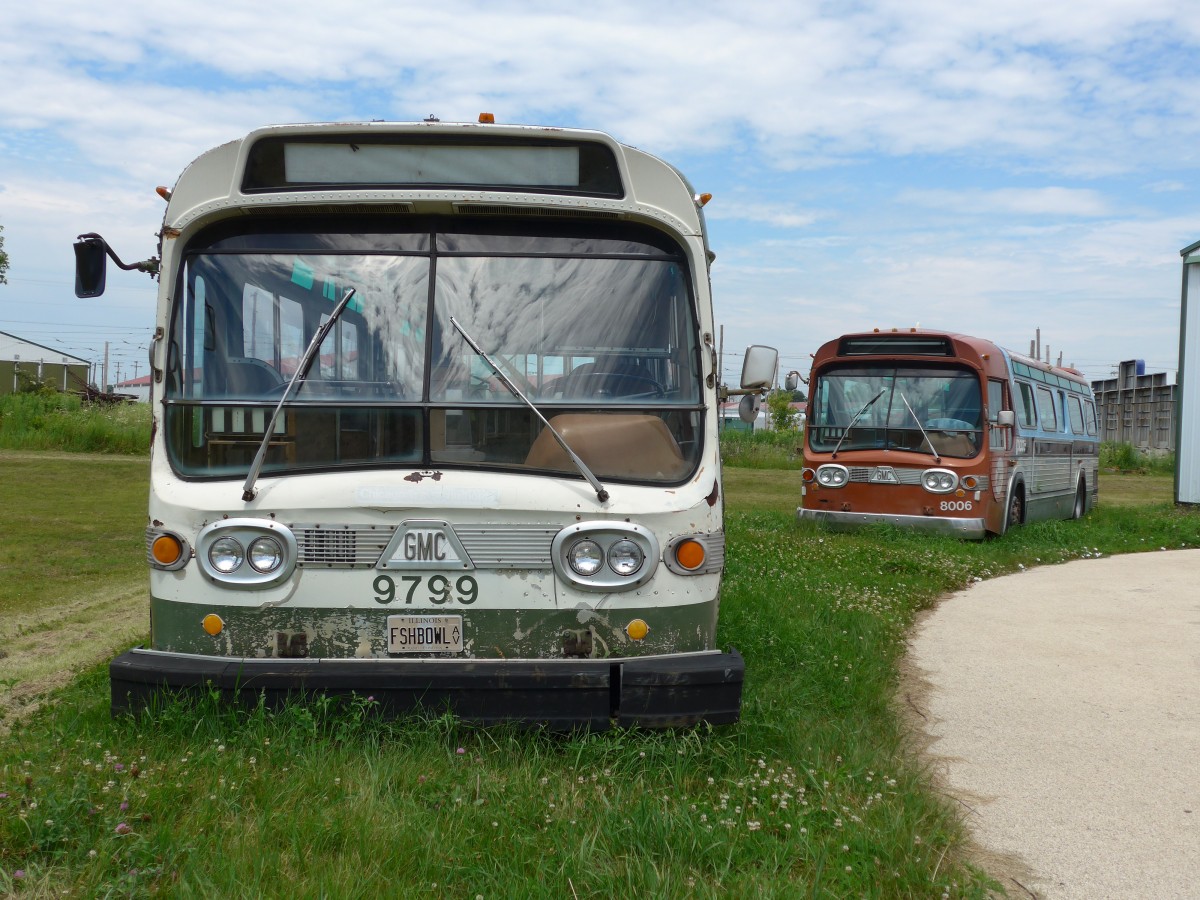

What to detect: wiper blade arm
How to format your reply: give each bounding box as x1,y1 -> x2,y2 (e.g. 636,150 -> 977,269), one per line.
241,287 -> 357,502
449,317 -> 610,505
831,388 -> 885,459
899,391 -> 941,463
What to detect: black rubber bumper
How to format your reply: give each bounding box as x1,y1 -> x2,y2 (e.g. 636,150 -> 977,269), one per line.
110,648 -> 745,730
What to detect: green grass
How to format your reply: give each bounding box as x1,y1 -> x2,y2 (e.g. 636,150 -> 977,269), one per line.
719,428 -> 804,469
1099,440 -> 1175,475
1,450 -> 1197,897
0,393 -> 151,455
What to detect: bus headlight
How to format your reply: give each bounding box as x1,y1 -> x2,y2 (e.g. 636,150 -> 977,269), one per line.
815,464 -> 849,488
608,539 -> 645,576
209,537 -> 245,574
197,519 -> 297,588
921,469 -> 959,493
552,523 -> 659,592
568,539 -> 604,576
248,536 -> 285,573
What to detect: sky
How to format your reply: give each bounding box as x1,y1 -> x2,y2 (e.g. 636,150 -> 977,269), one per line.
2,0 -> 1199,388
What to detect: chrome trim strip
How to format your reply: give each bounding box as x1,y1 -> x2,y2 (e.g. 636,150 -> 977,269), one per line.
797,508 -> 986,539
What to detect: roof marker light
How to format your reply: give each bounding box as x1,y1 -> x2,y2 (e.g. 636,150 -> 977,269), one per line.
696,192 -> 713,206
156,186 -> 172,202
478,112 -> 495,124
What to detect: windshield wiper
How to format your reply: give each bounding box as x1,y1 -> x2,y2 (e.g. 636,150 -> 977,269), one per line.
241,287 -> 357,502
449,317 -> 610,505
831,387 -> 885,459
898,392 -> 941,463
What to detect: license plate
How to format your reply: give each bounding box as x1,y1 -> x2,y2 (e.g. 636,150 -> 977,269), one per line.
386,615 -> 463,653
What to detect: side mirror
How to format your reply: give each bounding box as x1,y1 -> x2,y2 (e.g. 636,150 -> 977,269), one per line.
74,236 -> 108,298
784,370 -> 801,392
996,410 -> 1016,427
738,393 -> 761,424
740,345 -> 779,391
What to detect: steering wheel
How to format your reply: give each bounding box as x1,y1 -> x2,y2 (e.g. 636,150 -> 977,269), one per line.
570,372 -> 666,399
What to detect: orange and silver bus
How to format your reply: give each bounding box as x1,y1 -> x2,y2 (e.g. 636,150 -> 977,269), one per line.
796,330 -> 1099,537
73,118 -> 778,728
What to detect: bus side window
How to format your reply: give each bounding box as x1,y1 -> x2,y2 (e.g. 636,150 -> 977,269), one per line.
1084,399 -> 1098,436
1036,385 -> 1058,431
987,380 -> 1005,422
1016,381 -> 1037,429
1068,395 -> 1084,434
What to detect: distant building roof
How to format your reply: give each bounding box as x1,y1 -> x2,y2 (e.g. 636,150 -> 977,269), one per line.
0,331 -> 89,365
115,374 -> 153,388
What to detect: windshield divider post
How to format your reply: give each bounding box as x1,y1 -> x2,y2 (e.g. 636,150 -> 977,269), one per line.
448,316 -> 610,505
899,391 -> 941,463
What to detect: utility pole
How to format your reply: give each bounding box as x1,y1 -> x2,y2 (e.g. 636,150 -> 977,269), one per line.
103,341 -> 110,393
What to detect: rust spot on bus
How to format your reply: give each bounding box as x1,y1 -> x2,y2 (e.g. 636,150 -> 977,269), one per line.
403,471 -> 444,483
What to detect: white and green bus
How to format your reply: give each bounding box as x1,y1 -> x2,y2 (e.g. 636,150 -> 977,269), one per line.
75,118 -> 777,728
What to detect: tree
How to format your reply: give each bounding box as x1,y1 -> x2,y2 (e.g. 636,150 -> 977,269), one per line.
766,389 -> 799,430
0,225 -> 8,284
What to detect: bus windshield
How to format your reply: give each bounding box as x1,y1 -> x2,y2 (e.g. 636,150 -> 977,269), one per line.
809,364 -> 982,457
164,222 -> 703,484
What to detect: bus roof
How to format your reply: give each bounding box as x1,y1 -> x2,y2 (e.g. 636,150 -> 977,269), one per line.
162,120 -> 705,237
812,329 -> 1092,390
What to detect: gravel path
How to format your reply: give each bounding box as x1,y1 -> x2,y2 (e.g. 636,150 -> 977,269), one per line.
906,550 -> 1200,899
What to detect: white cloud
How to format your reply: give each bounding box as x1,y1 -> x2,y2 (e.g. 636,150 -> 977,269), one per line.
898,187 -> 1112,218
2,0 -> 1199,382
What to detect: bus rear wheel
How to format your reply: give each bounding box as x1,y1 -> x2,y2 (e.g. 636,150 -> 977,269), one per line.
1072,479 -> 1086,519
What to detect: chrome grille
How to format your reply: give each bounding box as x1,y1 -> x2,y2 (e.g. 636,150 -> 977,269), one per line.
454,525 -> 558,568
293,525 -> 393,568
844,467 -> 989,491
292,523 -> 557,569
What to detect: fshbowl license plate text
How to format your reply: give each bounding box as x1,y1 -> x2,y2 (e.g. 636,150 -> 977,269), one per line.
387,615 -> 463,653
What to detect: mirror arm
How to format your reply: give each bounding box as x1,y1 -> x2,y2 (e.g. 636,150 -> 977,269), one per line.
76,233 -> 159,277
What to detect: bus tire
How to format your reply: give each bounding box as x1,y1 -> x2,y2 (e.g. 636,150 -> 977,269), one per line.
1072,478 -> 1086,520
1003,483 -> 1024,535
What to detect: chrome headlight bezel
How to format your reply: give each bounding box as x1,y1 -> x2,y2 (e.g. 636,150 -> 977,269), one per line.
197,519 -> 297,588
552,522 -> 659,592
921,468 -> 959,493
815,464 -> 850,488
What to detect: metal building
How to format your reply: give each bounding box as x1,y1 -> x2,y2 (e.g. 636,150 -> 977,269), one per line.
1091,359 -> 1176,453
0,331 -> 90,396
1178,241 -> 1200,505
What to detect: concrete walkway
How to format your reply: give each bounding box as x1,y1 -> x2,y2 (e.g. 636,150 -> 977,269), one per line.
906,550 -> 1200,899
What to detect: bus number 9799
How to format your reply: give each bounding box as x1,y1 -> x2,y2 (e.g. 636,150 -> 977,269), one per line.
373,574 -> 479,605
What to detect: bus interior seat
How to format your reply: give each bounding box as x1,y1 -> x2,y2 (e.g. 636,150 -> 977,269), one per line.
221,357 -> 285,397
524,414 -> 689,480
927,432 -> 976,456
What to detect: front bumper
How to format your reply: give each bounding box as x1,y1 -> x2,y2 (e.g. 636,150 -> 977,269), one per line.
110,646 -> 745,730
797,507 -> 986,539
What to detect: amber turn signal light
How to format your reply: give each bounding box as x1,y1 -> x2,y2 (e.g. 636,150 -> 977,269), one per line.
674,539 -> 706,571
151,534 -> 183,566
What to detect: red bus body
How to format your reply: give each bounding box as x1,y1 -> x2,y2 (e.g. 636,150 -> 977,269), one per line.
798,330 -> 1099,538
